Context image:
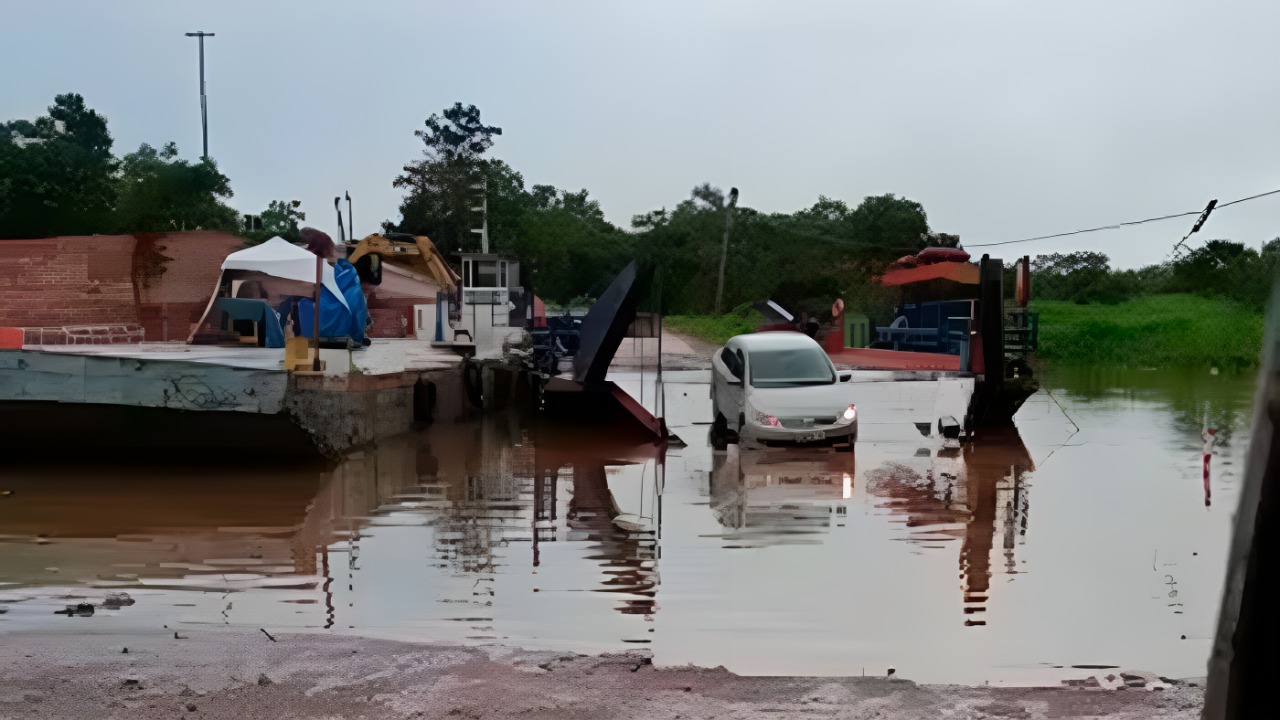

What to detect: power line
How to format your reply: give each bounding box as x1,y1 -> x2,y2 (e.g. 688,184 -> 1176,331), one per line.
1217,187 -> 1280,209
967,210 -> 1200,248
966,188 -> 1280,249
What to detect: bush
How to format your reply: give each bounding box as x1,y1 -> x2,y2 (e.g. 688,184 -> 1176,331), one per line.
664,304 -> 768,345
1035,294 -> 1263,368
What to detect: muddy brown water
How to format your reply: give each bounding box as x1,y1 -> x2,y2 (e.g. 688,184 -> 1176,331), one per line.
0,365 -> 1255,685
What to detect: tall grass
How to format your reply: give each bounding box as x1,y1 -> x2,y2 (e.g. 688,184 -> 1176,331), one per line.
664,309 -> 768,346
1034,294 -> 1264,368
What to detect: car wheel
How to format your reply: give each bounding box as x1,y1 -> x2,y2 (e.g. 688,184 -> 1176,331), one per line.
728,413 -> 743,445
711,414 -> 729,450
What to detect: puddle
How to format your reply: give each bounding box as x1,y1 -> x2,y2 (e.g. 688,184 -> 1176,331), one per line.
0,366 -> 1254,684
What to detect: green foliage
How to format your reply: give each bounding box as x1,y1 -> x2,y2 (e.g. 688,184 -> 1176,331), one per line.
1222,238 -> 1280,310
515,186 -> 631,302
1034,294 -> 1264,368
624,189 -> 928,317
384,104 -> 938,312
1,93 -> 264,239
387,103 -> 511,252
0,93 -> 117,237
114,142 -> 238,233
244,199 -> 306,244
845,193 -> 930,263
1032,241 -> 1280,312
387,103 -> 633,301
663,305 -> 769,345
417,102 -> 502,159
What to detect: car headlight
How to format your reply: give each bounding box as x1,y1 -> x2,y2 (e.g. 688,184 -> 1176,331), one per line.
842,404 -> 857,422
753,410 -> 781,427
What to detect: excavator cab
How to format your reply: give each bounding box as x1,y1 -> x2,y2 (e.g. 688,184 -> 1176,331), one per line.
352,250 -> 382,285
344,233 -> 460,292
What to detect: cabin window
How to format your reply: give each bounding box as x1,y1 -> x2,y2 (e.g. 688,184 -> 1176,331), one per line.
462,258 -> 509,289
473,260 -> 502,288
720,347 -> 744,378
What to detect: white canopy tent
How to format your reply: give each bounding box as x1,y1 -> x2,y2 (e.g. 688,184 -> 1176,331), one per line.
220,236 -> 349,308
187,236 -> 349,343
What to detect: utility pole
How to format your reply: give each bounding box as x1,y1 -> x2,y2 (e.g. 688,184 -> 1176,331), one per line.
345,192 -> 353,241
715,187 -> 739,316
184,31 -> 215,159
471,179 -> 490,254
334,197 -> 346,245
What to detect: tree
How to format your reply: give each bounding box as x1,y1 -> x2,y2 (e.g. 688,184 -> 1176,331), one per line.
244,199 -> 305,244
387,103 -> 506,252
515,186 -> 629,302
1030,251 -> 1114,302
0,93 -> 117,238
416,103 -> 502,159
845,193 -> 929,265
114,142 -> 238,233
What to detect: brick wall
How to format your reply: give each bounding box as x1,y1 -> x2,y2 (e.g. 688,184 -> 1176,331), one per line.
135,232 -> 243,340
22,324 -> 145,345
0,231 -> 242,342
368,307 -> 407,338
0,237 -> 138,329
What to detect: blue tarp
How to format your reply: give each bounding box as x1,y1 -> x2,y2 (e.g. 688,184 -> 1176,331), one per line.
213,297 -> 285,348
295,259 -> 370,346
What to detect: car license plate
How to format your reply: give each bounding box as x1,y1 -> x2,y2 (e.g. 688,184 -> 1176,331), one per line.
797,430 -> 826,442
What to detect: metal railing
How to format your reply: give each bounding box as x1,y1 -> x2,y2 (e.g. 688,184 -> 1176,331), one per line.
1003,307 -> 1039,355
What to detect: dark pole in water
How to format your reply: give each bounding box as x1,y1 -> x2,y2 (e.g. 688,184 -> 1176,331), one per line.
1203,276 -> 1280,719
657,265 -> 665,427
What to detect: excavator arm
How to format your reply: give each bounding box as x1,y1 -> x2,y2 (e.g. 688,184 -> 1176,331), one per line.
347,233 -> 461,292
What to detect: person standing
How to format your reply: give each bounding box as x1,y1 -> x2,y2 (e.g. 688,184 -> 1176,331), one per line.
798,311 -> 817,338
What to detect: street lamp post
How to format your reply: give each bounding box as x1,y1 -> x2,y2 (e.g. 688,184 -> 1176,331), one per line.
184,31 -> 215,159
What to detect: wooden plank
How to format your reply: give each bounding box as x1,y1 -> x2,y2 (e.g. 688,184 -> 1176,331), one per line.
1202,278 -> 1280,719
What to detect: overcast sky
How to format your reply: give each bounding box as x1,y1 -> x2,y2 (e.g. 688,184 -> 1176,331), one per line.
3,0 -> 1277,268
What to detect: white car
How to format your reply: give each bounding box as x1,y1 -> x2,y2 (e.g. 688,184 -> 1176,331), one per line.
710,332 -> 858,449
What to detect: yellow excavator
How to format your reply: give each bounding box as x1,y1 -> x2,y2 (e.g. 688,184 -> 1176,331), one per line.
345,232 -> 461,291
345,232 -> 465,335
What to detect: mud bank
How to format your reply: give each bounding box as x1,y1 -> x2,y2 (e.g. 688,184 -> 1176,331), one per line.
0,630 -> 1203,719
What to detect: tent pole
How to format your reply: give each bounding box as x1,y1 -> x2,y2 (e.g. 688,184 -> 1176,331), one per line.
313,255 -> 322,371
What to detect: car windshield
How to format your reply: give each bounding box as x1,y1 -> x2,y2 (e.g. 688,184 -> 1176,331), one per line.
748,347 -> 834,388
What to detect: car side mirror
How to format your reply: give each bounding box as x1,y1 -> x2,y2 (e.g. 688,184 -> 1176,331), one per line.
838,372 -> 853,383
728,376 -> 743,387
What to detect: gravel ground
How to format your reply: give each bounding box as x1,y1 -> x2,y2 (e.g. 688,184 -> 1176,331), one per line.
0,628 -> 1204,720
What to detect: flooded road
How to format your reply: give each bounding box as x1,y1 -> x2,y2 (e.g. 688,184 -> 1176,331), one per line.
0,365 -> 1256,685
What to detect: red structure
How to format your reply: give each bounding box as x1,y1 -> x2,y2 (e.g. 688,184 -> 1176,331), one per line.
361,263 -> 443,339
0,231 -> 245,344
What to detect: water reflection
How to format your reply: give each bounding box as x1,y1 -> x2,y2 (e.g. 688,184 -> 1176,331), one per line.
1045,365 -> 1255,448
706,429 -> 1034,625
0,366 -> 1257,683
863,429 -> 1034,625
0,460 -> 329,594
708,445 -> 854,546
406,416 -> 666,619
0,415 -> 666,626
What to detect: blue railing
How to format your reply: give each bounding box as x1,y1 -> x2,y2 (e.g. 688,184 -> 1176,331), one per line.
876,300 -> 975,356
